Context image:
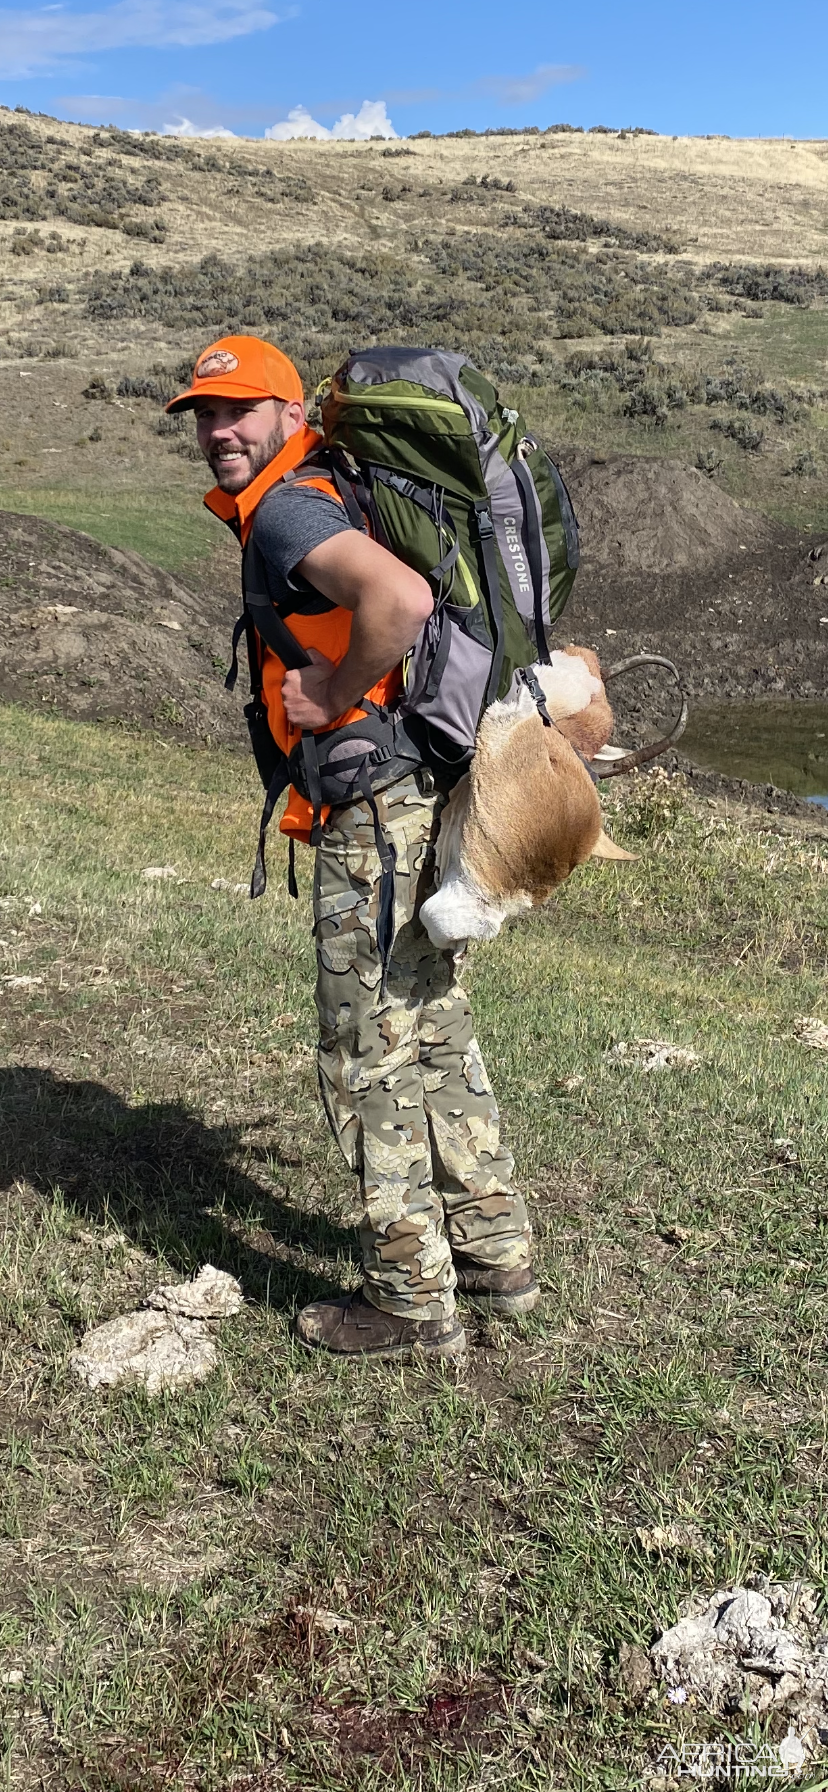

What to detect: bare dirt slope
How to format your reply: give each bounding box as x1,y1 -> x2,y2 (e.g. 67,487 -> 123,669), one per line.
562,450 -> 827,700
0,510 -> 241,744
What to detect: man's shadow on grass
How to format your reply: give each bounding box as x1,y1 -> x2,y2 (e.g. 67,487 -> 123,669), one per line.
0,1066 -> 359,1310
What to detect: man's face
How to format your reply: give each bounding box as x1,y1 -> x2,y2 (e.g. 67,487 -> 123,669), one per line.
193,395 -> 303,493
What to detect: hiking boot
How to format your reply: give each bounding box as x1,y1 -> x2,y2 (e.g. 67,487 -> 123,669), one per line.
295,1289 -> 466,1360
452,1255 -> 540,1315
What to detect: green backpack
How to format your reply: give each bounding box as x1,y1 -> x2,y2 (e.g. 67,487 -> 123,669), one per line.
318,346 -> 580,780
232,347 -> 580,947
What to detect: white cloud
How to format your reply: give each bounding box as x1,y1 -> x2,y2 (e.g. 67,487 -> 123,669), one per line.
265,104 -> 328,142
265,99 -> 398,142
162,114 -> 236,137
0,0 -> 285,78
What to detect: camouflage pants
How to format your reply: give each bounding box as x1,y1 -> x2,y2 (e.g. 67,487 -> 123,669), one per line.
313,770 -> 532,1319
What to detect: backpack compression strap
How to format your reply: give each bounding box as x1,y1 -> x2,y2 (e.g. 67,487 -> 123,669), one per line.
511,457 -> 550,666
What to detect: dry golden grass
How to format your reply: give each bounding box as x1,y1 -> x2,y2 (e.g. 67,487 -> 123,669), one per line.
2,107 -> 827,316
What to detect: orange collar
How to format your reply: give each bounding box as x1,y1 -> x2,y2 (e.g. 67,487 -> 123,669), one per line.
203,424 -> 323,547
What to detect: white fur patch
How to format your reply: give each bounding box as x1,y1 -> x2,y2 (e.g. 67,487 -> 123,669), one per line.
421,873 -> 532,948
534,651 -> 602,721
420,876 -> 507,948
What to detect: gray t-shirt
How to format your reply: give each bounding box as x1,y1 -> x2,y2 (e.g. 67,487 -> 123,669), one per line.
249,483 -> 353,610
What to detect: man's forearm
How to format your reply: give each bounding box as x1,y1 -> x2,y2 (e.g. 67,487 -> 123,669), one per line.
282,530 -> 434,731
327,601 -> 422,713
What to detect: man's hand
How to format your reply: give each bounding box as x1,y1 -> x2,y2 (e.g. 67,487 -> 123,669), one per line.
282,648 -> 341,731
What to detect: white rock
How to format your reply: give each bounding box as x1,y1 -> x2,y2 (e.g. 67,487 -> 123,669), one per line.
71,1265 -> 242,1395
652,1584 -> 827,1721
714,1588 -> 773,1646
794,1016 -> 828,1051
70,1308 -> 217,1395
210,878 -> 248,894
653,1611 -> 717,1667
2,975 -> 44,988
147,1264 -> 243,1320
141,865 -> 179,881
606,1038 -> 699,1071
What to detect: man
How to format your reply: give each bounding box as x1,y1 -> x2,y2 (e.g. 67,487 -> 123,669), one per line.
167,334 -> 538,1360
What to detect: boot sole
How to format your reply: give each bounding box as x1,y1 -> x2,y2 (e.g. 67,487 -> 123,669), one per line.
296,1322 -> 468,1361
459,1283 -> 540,1315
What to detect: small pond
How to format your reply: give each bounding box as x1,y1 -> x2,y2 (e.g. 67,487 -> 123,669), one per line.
679,701 -> 828,809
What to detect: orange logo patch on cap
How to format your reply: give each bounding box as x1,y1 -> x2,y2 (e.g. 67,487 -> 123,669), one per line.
196,350 -> 239,379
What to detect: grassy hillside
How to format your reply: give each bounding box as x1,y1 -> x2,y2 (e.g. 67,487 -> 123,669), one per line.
2,708 -> 828,1787
2,110 -> 827,571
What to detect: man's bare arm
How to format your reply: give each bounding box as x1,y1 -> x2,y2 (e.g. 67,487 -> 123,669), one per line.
281,530 -> 433,731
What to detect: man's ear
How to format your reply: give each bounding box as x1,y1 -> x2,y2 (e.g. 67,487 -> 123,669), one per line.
283,399 -> 306,437
590,828 -> 637,862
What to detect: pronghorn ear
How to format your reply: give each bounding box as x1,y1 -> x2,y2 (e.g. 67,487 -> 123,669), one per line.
590,829 -> 637,862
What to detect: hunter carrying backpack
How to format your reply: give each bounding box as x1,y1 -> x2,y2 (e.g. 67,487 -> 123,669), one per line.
230,347 -> 580,951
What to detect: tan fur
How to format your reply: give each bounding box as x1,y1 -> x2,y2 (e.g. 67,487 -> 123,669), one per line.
555,644 -> 615,762
461,707 -> 602,904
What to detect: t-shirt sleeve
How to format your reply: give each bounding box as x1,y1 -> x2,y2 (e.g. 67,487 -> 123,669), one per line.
253,484 -> 353,584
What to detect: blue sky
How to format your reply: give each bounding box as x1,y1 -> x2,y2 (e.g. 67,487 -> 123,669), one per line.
0,0 -> 825,140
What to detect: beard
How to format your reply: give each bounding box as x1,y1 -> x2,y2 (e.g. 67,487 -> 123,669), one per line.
207,413 -> 290,493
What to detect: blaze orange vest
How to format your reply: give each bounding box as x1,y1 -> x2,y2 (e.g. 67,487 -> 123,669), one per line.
204,427 -> 402,843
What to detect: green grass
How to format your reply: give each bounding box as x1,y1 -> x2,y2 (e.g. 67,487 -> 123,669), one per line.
1,709 -> 828,1789
0,485 -> 218,571
731,305 -> 828,386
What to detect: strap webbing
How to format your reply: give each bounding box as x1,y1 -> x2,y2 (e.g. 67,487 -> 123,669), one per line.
512,457 -> 549,664
369,466 -> 437,511
369,466 -> 459,600
429,537 -> 460,586
329,458 -> 370,533
424,612 -> 452,702
251,761 -> 292,899
245,592 -> 312,671
225,614 -> 246,692
474,501 -> 505,705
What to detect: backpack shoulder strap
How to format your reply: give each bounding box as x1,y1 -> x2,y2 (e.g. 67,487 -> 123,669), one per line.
278,445 -> 371,538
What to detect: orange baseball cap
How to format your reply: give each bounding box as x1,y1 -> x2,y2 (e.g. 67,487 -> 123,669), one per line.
165,334 -> 304,414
